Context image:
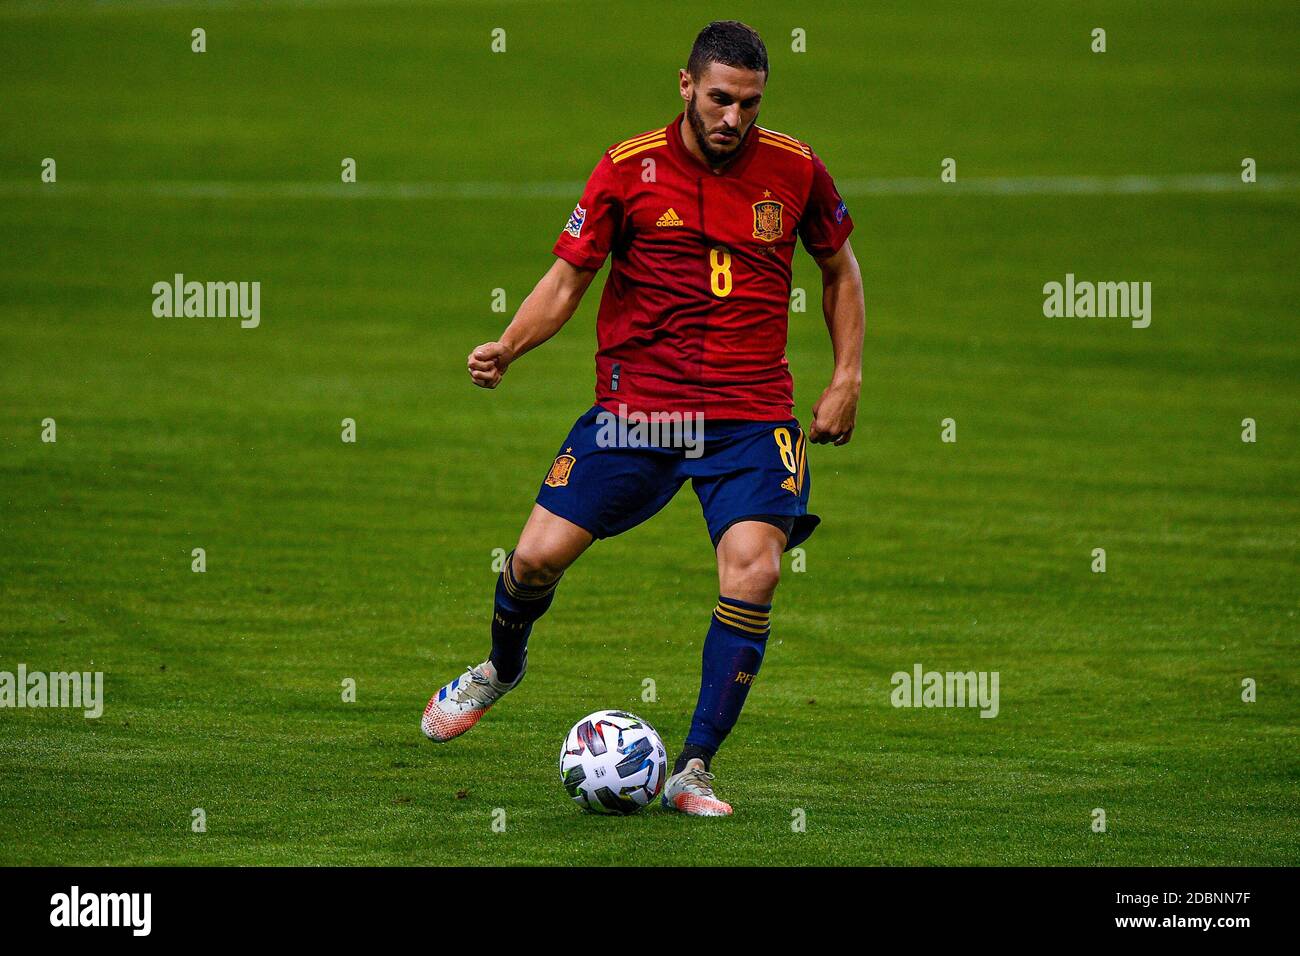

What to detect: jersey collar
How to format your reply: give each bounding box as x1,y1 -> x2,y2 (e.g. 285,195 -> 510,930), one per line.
667,111 -> 760,178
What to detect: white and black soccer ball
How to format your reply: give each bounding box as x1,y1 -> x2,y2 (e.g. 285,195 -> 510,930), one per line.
559,710 -> 667,814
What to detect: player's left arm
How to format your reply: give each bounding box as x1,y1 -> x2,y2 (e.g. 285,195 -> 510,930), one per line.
808,238 -> 864,446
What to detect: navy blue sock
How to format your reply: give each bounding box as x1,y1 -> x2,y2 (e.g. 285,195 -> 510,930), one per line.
489,551 -> 559,683
678,596 -> 771,771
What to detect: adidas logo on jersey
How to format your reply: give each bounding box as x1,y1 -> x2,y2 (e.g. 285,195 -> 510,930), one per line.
781,476 -> 798,494
656,208 -> 685,227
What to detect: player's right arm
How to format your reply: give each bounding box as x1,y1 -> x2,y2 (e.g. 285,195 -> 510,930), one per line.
467,257 -> 599,389
468,150 -> 622,390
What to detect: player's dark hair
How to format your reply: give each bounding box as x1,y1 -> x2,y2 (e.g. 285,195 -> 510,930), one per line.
687,21 -> 769,79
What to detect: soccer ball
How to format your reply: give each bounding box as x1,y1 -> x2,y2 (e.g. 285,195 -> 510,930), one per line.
559,710 -> 667,814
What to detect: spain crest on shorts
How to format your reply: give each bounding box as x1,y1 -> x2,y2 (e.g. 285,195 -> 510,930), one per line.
752,199 -> 784,242
545,452 -> 576,487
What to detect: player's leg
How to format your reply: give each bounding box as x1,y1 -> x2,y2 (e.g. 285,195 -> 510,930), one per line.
423,404 -> 683,743
488,504 -> 593,683
663,520 -> 784,816
422,505 -> 590,743
664,418 -> 818,814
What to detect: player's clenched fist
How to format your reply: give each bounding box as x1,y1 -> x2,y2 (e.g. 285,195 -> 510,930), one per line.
809,377 -> 860,446
467,342 -> 515,389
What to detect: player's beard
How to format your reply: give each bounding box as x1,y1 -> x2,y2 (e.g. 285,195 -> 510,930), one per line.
687,93 -> 749,168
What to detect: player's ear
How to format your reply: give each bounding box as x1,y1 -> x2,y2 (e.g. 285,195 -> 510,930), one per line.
678,68 -> 692,103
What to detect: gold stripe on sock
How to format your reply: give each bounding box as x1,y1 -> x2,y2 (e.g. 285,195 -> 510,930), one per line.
714,607 -> 770,635
502,555 -> 559,601
716,600 -> 770,624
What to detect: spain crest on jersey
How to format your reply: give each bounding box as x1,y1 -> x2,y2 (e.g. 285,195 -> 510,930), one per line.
752,200 -> 784,242
544,453 -> 576,487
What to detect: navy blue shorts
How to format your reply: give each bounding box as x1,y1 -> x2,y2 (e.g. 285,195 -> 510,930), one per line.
535,405 -> 820,551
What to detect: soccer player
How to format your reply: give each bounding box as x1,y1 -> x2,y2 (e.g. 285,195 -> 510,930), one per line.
423,20 -> 864,816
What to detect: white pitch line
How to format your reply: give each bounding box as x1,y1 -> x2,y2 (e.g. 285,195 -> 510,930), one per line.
0,0 -> 485,17
838,173 -> 1300,196
1,172 -> 1296,201
0,180 -> 584,200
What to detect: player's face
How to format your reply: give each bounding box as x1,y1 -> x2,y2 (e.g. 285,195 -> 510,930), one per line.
680,63 -> 765,166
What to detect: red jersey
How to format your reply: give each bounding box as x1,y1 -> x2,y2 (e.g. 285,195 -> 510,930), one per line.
552,113 -> 854,421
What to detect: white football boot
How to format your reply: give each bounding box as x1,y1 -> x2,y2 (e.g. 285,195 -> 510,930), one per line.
661,758 -> 733,816
421,656 -> 524,743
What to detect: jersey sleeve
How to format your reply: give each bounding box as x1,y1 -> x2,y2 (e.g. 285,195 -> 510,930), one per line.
797,149 -> 854,259
552,152 -> 623,270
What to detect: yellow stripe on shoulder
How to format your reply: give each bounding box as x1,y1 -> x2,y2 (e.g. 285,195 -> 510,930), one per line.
758,135 -> 812,160
756,126 -> 809,149
610,137 -> 667,164
757,126 -> 812,159
608,127 -> 669,156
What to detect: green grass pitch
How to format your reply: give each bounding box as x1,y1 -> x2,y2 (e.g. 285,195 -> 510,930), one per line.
0,1 -> 1296,866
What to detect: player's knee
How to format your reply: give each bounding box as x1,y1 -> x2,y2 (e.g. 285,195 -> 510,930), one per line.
726,553 -> 781,601
747,562 -> 782,599
510,544 -> 566,587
